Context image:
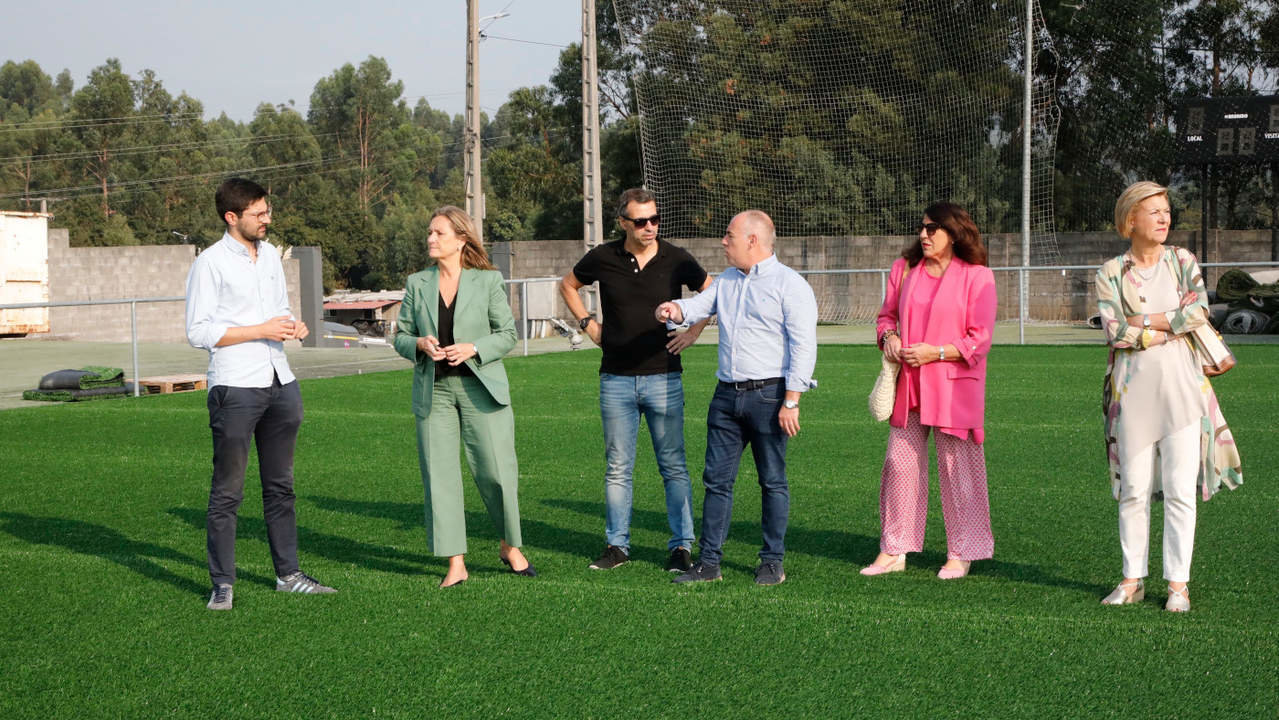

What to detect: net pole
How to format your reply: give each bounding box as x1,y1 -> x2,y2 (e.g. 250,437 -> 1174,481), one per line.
1019,0 -> 1033,344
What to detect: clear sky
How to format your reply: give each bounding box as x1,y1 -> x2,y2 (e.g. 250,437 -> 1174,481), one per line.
3,1 -> 584,121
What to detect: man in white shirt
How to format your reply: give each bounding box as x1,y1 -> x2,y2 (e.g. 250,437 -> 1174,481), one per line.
186,177 -> 335,610
656,210 -> 818,586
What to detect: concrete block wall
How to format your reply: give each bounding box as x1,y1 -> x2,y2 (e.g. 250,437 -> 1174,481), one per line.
500,229 -> 1277,330
46,230 -> 301,343
39,227 -> 1274,343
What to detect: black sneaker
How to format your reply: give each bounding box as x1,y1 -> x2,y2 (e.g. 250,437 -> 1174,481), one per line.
755,560 -> 786,586
666,547 -> 693,572
588,545 -> 630,570
672,562 -> 722,584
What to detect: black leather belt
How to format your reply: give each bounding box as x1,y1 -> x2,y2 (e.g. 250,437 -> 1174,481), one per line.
721,378 -> 783,391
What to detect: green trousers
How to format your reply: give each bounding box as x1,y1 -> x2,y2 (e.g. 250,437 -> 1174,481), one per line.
415,374 -> 522,557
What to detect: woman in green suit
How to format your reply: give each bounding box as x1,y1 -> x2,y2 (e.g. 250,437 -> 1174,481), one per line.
394,206 -> 534,588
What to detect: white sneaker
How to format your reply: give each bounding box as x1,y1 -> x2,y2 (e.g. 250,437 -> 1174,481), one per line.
207,583 -> 233,610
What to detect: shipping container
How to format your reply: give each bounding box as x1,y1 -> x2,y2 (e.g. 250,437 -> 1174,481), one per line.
0,211 -> 51,335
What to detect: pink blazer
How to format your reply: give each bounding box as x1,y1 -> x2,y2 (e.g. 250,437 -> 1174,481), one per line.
875,257 -> 997,434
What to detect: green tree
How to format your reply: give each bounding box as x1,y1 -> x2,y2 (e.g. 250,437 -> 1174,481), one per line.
0,61 -> 67,210
69,59 -> 135,218
248,103 -> 322,197
0,60 -> 56,115
120,69 -> 215,245
308,56 -> 439,214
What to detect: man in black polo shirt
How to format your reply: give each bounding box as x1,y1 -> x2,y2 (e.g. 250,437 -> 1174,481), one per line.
559,188 -> 713,573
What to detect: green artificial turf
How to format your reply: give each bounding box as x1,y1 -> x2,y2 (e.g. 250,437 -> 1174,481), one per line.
0,346 -> 1274,718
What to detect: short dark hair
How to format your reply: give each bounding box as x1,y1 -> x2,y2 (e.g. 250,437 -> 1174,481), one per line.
215,178 -> 267,225
616,187 -> 656,218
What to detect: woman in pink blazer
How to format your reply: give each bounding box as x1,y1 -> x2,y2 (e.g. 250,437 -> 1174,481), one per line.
861,202 -> 997,579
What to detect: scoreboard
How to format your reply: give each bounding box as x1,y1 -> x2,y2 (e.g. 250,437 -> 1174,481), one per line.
1174,95 -> 1279,165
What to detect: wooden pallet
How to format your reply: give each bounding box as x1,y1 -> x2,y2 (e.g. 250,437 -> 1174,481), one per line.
133,374 -> 208,394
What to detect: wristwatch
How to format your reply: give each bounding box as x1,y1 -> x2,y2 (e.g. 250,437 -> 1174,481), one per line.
783,400 -> 799,410
1142,314 -> 1151,329
938,345 -> 946,361
578,316 -> 593,330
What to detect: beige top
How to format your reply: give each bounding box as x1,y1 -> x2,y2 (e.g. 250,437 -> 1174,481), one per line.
1115,261 -> 1205,457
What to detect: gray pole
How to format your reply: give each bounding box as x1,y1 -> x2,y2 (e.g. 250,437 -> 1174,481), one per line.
1019,0 -> 1033,345
582,0 -> 604,252
465,0 -> 484,242
130,301 -> 140,397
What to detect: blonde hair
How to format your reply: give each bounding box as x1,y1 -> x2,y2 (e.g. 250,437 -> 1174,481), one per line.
1114,181 -> 1168,240
431,205 -> 495,271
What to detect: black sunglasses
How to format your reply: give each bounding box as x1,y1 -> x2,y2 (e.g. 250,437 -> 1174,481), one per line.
621,214 -> 660,229
915,222 -> 943,237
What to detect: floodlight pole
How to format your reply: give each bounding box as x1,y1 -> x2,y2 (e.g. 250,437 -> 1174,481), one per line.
465,0 -> 484,242
1019,0 -> 1033,345
580,0 -> 605,322
582,0 -> 604,253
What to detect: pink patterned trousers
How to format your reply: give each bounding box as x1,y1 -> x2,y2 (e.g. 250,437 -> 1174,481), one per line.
879,412 -> 994,560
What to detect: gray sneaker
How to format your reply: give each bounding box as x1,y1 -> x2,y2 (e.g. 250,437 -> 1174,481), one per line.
672,562 -> 722,584
276,571 -> 337,594
207,583 -> 233,610
755,560 -> 785,586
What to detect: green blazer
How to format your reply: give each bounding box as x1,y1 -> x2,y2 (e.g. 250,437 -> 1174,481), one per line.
393,266 -> 517,418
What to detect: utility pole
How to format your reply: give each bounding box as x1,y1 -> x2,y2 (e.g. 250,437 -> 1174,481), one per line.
581,0 -> 604,251
465,0 -> 484,242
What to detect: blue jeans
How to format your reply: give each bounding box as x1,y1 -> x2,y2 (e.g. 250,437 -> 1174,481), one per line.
698,380 -> 790,565
600,372 -> 695,552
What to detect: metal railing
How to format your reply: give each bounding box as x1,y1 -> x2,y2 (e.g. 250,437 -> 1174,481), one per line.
0,296 -> 184,397
790,261 -> 1279,342
5,260 -> 1277,387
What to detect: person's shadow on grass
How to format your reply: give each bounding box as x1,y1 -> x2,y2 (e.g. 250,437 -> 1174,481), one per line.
0,512 -> 210,597
537,498 -> 1104,593
307,495 -> 601,570
540,497 -> 884,574
166,506 -> 440,579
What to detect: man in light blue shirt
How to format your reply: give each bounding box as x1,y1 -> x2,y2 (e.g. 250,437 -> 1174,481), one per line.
186,177 -> 335,610
656,210 -> 817,585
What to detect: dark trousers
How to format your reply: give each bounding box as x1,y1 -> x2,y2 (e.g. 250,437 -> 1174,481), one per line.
206,377 -> 303,585
698,380 -> 790,565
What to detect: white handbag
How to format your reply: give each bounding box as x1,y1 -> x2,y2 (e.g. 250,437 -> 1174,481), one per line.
869,264 -> 909,422
868,355 -> 899,422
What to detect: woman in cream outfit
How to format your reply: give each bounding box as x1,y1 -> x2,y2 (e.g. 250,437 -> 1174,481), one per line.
1095,181 -> 1242,611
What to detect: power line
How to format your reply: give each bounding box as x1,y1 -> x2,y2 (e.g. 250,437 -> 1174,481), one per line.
0,132 -> 339,165
6,136 -> 465,203
0,113 -> 208,134
0,90 -> 497,136
0,110 -> 205,130
3,122 -> 575,204
481,34 -> 571,49
0,158 -> 337,200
